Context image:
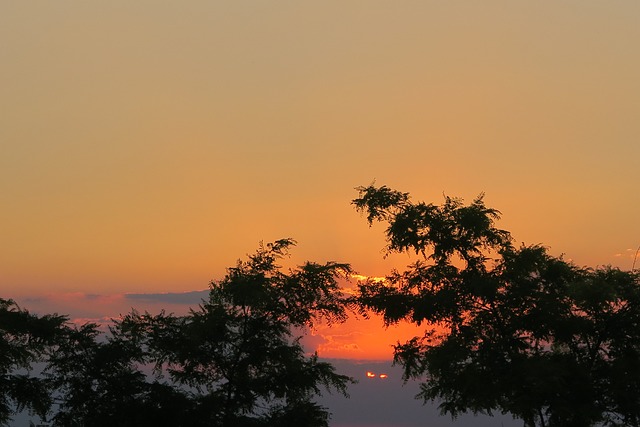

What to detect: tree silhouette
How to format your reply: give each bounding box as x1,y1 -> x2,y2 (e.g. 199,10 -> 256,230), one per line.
44,321 -> 194,427
1,239 -> 354,426
108,239 -> 354,427
353,184 -> 640,427
0,298 -> 66,425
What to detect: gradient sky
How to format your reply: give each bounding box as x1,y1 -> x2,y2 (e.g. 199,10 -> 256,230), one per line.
2,1 -> 640,365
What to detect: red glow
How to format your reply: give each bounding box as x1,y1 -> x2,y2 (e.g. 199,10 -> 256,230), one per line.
366,371 -> 376,378
379,373 -> 388,379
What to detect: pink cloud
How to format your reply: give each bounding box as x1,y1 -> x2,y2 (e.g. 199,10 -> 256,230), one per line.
13,290 -> 208,326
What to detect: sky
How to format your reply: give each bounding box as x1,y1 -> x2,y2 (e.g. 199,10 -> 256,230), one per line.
2,2 -> 640,425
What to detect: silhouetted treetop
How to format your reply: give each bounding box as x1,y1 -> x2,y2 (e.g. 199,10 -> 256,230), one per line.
0,240 -> 354,427
110,239 -> 354,427
0,298 -> 67,425
353,184 -> 640,427
353,184 -> 512,266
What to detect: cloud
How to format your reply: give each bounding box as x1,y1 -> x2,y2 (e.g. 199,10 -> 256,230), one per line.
351,274 -> 387,283
13,290 -> 209,325
614,247 -> 640,259
125,290 -> 209,305
304,316 -> 409,360
15,288 -> 420,361
311,331 -> 366,357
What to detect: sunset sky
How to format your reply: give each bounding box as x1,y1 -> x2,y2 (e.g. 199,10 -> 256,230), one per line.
2,0 -> 640,370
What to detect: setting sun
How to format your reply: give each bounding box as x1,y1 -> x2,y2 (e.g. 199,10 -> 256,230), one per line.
366,371 -> 389,379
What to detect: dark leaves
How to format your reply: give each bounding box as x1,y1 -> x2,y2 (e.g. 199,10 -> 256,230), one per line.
0,240 -> 354,426
353,185 -> 512,264
0,298 -> 67,424
353,185 -> 640,427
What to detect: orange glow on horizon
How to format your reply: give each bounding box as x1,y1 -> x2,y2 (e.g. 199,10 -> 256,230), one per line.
306,312 -> 425,361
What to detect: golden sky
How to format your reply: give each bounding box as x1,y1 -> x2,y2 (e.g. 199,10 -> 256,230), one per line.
2,2 -> 640,358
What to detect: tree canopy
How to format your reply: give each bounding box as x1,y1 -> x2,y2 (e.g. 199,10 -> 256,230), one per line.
3,187 -> 640,427
353,184 -> 640,427
0,298 -> 67,424
109,238 -> 354,427
1,239 -> 354,427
